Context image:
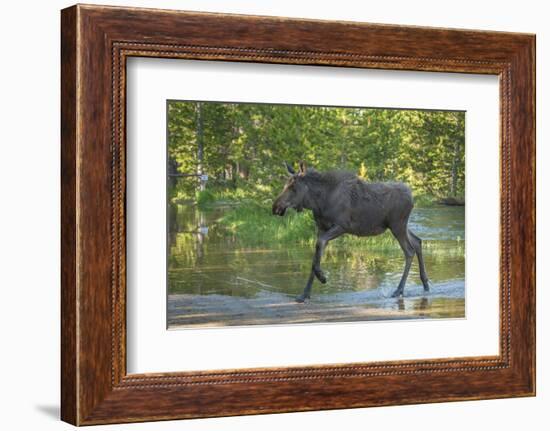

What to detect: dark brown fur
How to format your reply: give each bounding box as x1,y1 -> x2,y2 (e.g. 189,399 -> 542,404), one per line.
273,162 -> 430,301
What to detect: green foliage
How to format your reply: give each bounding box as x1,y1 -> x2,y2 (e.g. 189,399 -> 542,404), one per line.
220,203 -> 315,245
167,101 -> 465,203
195,189 -> 216,207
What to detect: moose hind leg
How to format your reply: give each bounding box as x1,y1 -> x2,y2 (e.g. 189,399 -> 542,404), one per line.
409,229 -> 430,291
391,227 -> 415,297
296,271 -> 315,303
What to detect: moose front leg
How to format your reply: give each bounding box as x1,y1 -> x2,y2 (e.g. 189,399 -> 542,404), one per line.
295,271 -> 316,303
296,225 -> 345,303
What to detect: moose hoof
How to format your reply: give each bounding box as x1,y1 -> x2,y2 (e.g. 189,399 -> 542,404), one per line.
295,294 -> 309,303
314,269 -> 327,284
423,280 -> 431,292
391,289 -> 404,298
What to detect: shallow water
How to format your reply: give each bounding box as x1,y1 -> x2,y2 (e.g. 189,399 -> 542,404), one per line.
167,203 -> 465,328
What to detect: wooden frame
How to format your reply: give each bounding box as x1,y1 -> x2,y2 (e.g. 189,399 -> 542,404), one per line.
61,4 -> 535,425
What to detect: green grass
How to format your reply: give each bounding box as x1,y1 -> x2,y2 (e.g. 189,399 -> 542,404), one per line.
216,201 -> 465,254
175,182 -> 463,253
192,183 -> 275,209
195,189 -> 216,206
219,202 -> 315,244
412,193 -> 438,207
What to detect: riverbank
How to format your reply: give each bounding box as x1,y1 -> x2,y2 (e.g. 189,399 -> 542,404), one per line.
168,280 -> 465,329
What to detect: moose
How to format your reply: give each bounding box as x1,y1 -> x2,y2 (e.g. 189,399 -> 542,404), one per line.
272,161 -> 430,302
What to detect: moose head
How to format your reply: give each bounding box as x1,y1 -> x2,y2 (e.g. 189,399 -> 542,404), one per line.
272,161 -> 308,216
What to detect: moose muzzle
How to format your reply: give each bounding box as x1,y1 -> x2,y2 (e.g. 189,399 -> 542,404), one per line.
272,199 -> 287,216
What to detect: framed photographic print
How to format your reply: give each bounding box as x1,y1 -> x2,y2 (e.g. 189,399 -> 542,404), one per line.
61,4 -> 535,425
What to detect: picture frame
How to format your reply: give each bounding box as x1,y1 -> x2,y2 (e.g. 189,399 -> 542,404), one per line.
60,4 -> 535,425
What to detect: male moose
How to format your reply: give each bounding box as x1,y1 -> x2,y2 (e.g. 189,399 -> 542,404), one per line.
272,161 -> 430,302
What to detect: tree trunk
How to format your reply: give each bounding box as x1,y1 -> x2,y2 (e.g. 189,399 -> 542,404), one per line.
196,102 -> 205,191
450,137 -> 459,197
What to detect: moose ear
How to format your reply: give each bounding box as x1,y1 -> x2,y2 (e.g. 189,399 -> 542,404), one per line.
285,161 -> 296,175
298,160 -> 307,175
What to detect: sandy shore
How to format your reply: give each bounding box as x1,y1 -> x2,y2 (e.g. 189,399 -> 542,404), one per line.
168,281 -> 465,329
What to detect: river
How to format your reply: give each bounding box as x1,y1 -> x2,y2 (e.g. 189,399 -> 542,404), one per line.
167,203 -> 465,328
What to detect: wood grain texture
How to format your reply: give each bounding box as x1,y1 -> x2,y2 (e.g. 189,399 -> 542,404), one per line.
60,5 -> 78,425
60,4 -> 536,425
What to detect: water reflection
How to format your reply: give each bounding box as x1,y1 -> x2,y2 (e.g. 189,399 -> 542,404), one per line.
167,203 -> 465,327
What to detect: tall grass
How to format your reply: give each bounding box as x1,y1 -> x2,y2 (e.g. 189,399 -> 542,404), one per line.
217,201 -> 465,254
194,184 -> 274,209
219,202 -> 315,245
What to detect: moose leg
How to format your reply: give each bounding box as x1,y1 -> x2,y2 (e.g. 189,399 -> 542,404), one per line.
296,225 -> 345,303
296,271 -> 316,303
296,230 -> 325,303
408,229 -> 430,291
312,225 -> 345,283
390,227 -> 415,297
